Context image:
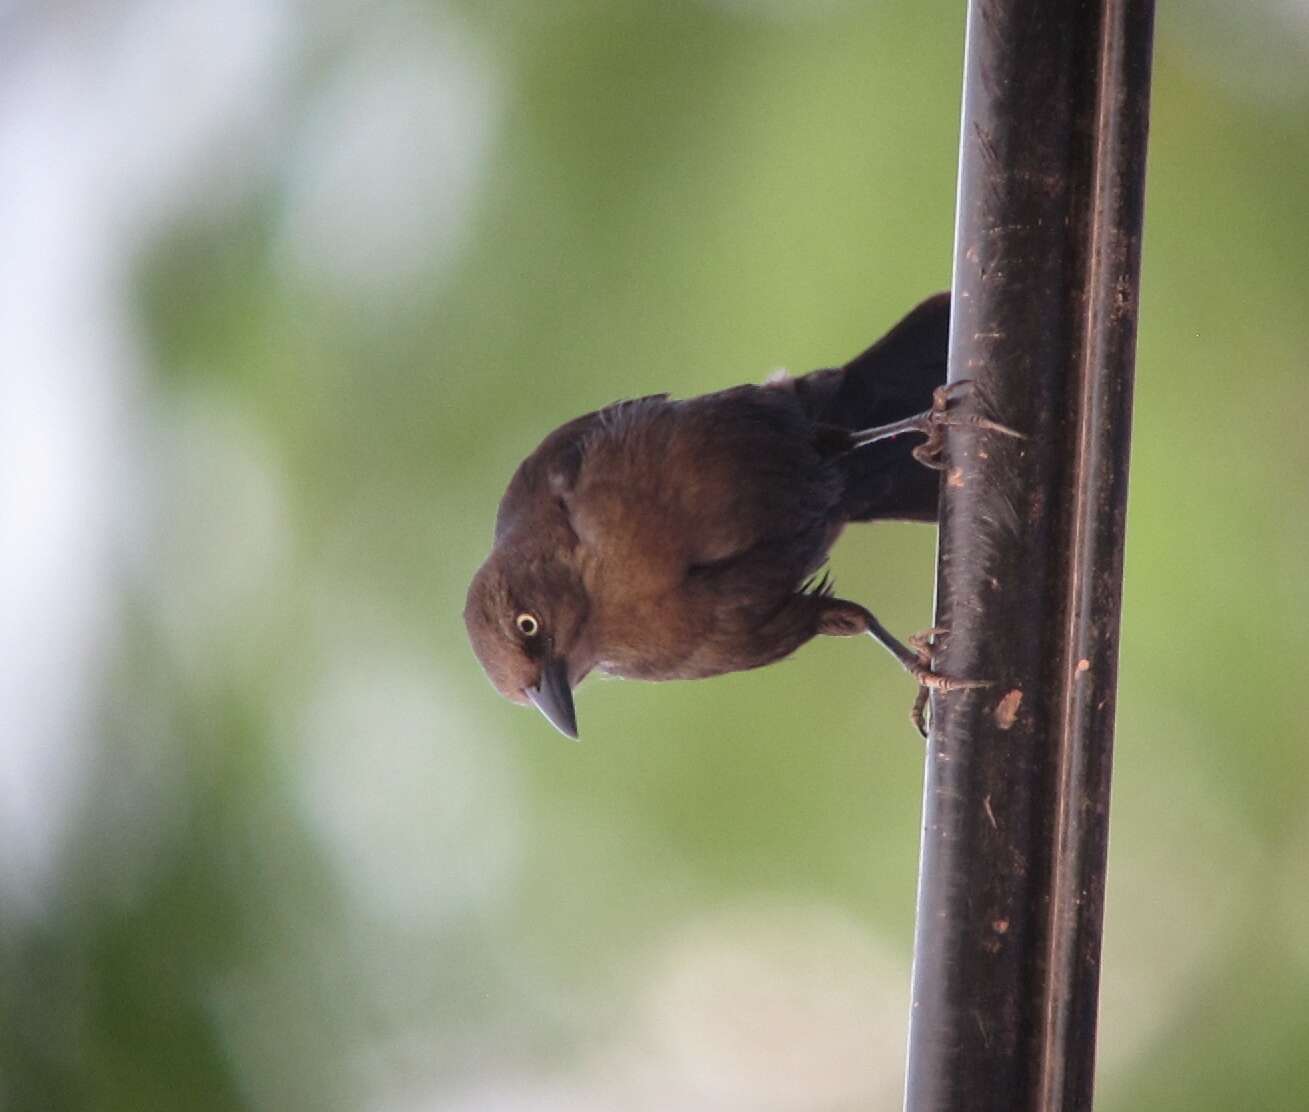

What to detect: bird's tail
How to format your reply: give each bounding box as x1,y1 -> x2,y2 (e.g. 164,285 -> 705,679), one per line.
793,292 -> 950,523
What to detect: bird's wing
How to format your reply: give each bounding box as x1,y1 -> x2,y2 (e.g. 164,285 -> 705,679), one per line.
568,387 -> 839,592
493,396 -> 669,542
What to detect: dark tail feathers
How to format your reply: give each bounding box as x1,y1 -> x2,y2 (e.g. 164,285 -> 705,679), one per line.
793,292 -> 950,523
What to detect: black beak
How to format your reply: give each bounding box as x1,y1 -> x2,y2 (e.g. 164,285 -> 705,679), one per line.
526,656 -> 578,740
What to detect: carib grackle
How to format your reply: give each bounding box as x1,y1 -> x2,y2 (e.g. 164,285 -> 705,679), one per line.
464,293 -> 1019,739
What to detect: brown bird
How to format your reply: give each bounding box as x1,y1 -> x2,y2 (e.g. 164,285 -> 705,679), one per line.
464,293 -> 1016,739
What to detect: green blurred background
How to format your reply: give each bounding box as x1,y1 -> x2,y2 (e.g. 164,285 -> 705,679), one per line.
2,1 -> 1307,1109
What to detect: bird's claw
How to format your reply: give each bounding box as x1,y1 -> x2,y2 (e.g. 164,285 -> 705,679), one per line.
908,626 -> 950,657
911,380 -> 1026,470
906,626 -> 990,737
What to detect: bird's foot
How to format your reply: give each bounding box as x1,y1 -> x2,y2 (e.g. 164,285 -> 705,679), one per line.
905,626 -> 990,737
910,381 -> 1025,470
847,381 -> 1023,469
908,626 -> 949,659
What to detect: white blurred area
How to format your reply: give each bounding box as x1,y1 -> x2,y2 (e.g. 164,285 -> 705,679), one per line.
0,3 -> 545,1107
394,901 -> 909,1112
0,0 -> 295,915
0,0 -> 498,913
274,14 -> 500,304
293,641 -> 523,929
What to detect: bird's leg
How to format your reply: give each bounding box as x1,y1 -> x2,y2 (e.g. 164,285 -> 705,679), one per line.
847,380 -> 1024,471
817,600 -> 989,736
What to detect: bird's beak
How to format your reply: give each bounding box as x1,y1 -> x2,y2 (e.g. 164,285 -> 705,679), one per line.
526,656 -> 578,740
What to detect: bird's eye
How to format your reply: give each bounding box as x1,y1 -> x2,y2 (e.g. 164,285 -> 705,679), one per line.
515,612 -> 540,637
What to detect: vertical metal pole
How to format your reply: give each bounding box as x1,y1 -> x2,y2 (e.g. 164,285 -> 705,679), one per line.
905,1 -> 1154,1110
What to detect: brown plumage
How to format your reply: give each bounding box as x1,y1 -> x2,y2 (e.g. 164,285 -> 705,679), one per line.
465,293 -> 1005,738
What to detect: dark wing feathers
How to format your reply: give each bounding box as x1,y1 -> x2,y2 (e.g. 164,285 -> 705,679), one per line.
494,395 -> 669,540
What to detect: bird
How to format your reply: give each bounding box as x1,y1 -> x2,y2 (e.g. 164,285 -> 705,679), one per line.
464,293 -> 1018,739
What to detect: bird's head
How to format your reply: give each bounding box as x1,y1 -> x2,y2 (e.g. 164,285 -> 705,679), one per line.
463,548 -> 592,739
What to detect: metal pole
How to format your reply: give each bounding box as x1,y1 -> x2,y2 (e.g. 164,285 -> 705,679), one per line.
905,1 -> 1154,1109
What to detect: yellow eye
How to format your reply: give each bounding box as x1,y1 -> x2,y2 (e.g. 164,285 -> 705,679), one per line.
515,612 -> 540,637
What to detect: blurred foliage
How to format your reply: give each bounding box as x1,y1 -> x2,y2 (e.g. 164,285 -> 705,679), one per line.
2,0 -> 1308,1109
